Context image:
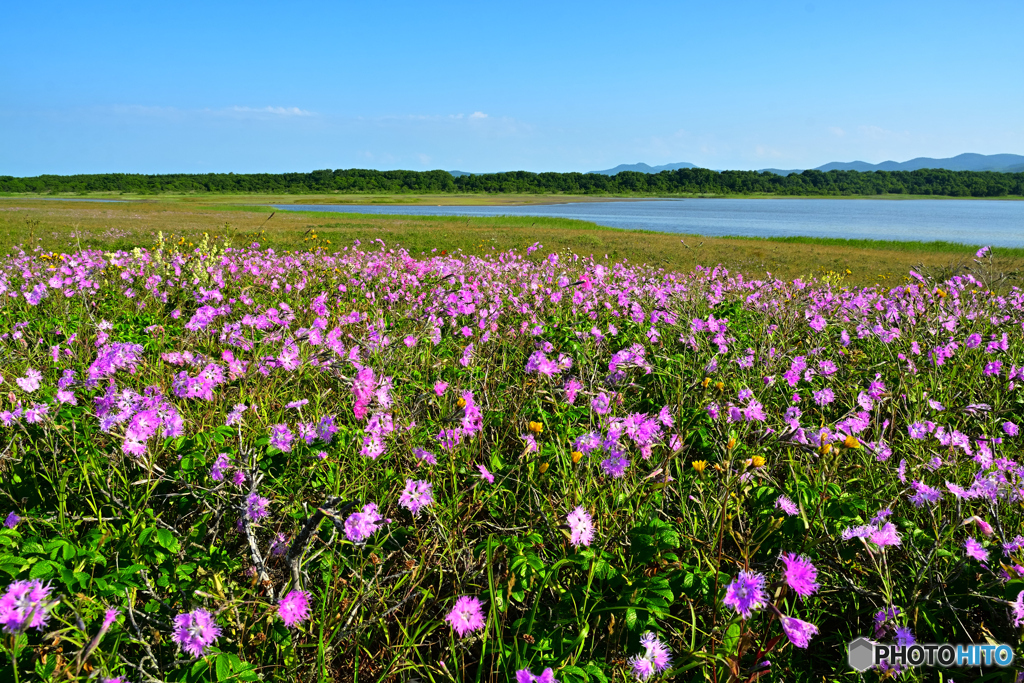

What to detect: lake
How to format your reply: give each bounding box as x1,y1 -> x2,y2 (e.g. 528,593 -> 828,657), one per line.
272,198 -> 1024,248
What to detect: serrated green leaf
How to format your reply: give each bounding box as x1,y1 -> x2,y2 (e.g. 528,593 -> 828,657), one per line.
29,560 -> 56,579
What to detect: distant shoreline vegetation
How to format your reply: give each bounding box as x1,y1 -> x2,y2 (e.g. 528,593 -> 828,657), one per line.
2,167 -> 1023,197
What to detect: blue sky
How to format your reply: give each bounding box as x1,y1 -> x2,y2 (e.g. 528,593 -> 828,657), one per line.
2,0 -> 1021,175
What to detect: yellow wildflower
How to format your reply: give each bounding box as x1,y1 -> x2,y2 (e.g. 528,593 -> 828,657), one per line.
691,460 -> 708,474
528,421 -> 544,434
538,462 -> 549,474
844,434 -> 861,449
571,451 -> 583,464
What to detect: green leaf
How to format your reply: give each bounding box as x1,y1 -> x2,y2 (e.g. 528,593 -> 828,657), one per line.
625,607 -> 638,630
722,622 -> 741,653
215,653 -> 232,681
29,559 -> 56,579
584,664 -> 609,683
156,528 -> 180,552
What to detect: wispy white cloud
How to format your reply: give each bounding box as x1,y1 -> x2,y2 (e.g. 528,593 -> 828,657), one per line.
469,111 -> 488,119
228,106 -> 313,117
103,104 -> 316,119
829,126 -> 846,137
754,144 -> 784,158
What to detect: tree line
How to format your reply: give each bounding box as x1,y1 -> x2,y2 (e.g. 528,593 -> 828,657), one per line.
2,167 -> 1022,197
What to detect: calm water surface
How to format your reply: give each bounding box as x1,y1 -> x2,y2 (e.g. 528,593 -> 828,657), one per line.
272,199 -> 1024,248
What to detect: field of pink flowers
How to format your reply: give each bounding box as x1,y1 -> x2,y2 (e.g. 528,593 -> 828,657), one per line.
0,234 -> 1022,682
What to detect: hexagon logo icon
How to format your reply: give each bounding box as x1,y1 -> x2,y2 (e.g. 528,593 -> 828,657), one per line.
848,637 -> 876,672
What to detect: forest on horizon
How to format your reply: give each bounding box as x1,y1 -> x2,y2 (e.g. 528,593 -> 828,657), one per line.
2,167 -> 1023,197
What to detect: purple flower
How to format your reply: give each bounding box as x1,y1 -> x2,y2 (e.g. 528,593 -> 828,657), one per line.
413,448 -> 437,465
869,522 -> 902,547
269,423 -> 294,452
591,392 -> 611,416
964,538 -> 988,563
1004,422 -> 1020,437
445,595 -> 486,637
0,580 -> 56,633
601,452 -> 630,478
629,631 -> 672,680
567,506 -> 594,547
277,590 -> 311,627
344,503 -> 386,544
1011,591 -> 1024,627
874,606 -> 900,636
269,533 -> 288,556
398,479 -> 434,516
3,512 -> 20,529
516,668 -> 558,683
723,571 -> 767,619
316,415 -> 338,443
98,607 -> 120,635
779,615 -> 819,649
16,368 -> 42,393
563,379 -> 583,405
775,495 -> 798,516
780,553 -> 819,598
225,403 -> 247,426
894,625 -> 915,647
245,492 -> 269,521
908,481 -> 942,507
210,453 -> 231,482
477,465 -> 494,484
1003,535 -> 1024,556
812,388 -> 835,406
962,516 -> 993,536
172,608 -> 221,658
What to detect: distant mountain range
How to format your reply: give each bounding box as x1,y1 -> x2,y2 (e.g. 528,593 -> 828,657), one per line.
590,153 -> 1024,176
588,162 -> 698,175
450,163 -> 698,176
448,154 -> 1024,177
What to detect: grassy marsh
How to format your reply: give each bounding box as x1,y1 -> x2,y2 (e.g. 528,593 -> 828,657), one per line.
1,197 -> 1019,288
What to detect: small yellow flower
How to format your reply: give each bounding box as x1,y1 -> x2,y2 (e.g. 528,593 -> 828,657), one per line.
571,451 -> 583,464
701,377 -> 711,389
726,436 -> 736,450
457,397 -> 467,409
843,434 -> 861,449
528,421 -> 544,434
691,460 -> 708,474
750,455 -> 766,468
819,443 -> 833,456
538,462 -> 549,474
936,288 -> 947,298
715,381 -> 725,393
